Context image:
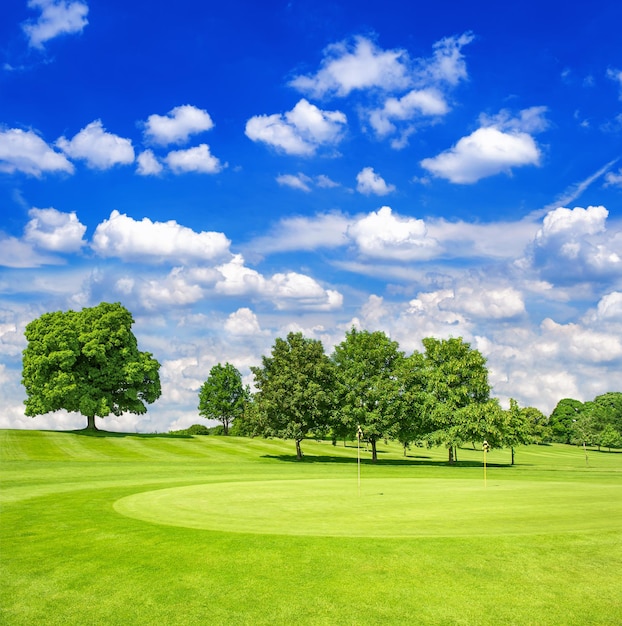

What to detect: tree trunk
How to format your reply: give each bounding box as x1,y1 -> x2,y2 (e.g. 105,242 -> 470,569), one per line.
86,414 -> 98,430
295,439 -> 303,460
371,438 -> 378,463
511,447 -> 515,465
448,446 -> 454,464
223,420 -> 229,435
454,446 -> 458,462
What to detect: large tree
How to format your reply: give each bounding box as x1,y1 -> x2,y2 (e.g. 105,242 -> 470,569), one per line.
418,337 -> 491,463
198,362 -> 248,435
332,328 -> 404,462
22,302 -> 161,430
251,332 -> 335,460
549,398 -> 584,444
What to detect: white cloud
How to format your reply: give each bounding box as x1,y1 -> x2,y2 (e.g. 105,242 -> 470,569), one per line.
420,32 -> 475,86
91,210 -> 231,263
356,167 -> 396,195
143,105 -> 214,146
138,268 -> 205,309
528,205 -> 622,283
0,128 -> 74,176
604,167 -> 622,187
24,207 -> 86,252
245,99 -> 347,156
136,150 -> 163,176
22,0 -> 89,49
594,291 -> 622,321
215,254 -> 343,310
276,173 -> 312,192
368,88 -> 448,138
247,212 -> 350,254
446,286 -> 526,319
348,206 -> 439,260
225,308 -> 264,336
165,144 -> 224,174
0,236 -> 60,268
420,126 -> 541,184
56,120 -> 134,169
290,36 -> 410,98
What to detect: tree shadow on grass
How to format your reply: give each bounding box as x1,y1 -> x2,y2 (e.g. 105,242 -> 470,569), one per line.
64,429 -> 192,439
261,454 -> 507,468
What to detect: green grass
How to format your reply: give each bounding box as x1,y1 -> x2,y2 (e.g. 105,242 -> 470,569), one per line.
1,430 -> 621,625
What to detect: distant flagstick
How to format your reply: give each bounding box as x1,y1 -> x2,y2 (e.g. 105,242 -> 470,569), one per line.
357,425 -> 363,496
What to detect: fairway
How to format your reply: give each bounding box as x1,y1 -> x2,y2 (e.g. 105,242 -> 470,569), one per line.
2,430 -> 622,626
114,478 -> 622,537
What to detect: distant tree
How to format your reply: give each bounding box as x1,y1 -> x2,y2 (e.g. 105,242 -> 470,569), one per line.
332,328 -> 404,462
418,337 -> 491,463
251,332 -> 336,460
549,398 -> 583,444
503,399 -> 535,464
198,362 -> 248,435
22,302 -> 161,430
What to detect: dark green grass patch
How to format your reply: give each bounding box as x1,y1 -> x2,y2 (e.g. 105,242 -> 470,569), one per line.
1,430 -> 621,625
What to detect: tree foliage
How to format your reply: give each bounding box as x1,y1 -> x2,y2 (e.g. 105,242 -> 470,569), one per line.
549,398 -> 584,444
22,302 -> 161,430
198,362 -> 248,435
251,332 -> 336,459
332,328 -> 403,462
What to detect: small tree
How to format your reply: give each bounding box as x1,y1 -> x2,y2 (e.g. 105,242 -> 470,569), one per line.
22,302 -> 161,430
198,362 -> 248,435
504,399 -> 535,464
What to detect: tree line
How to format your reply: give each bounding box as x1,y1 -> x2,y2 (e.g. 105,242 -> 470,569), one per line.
201,329 -> 561,463
21,303 -> 621,460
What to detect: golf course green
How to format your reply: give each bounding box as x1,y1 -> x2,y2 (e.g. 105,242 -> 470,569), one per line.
1,429 -> 621,625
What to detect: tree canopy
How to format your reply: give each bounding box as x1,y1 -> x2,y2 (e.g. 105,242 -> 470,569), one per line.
250,332 -> 336,459
22,302 -> 161,430
198,362 -> 248,435
332,328 -> 404,462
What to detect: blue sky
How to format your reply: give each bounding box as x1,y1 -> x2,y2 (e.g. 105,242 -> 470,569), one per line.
1,0 -> 621,432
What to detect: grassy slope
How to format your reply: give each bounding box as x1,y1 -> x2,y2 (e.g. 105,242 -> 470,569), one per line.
1,429 -> 621,625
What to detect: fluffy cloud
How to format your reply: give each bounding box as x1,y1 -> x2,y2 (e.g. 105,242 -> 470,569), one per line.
24,207 -> 86,252
529,205 -> 622,283
136,150 -> 163,176
421,127 -> 541,183
56,120 -> 134,169
245,99 -> 347,156
215,254 -> 343,310
143,105 -> 214,145
165,144 -> 224,174
356,167 -> 395,195
22,0 -> 89,49
368,88 -> 448,138
225,308 -> 264,336
0,128 -> 74,176
420,32 -> 474,85
420,107 -> 547,183
444,286 -> 526,319
91,210 -> 231,263
290,36 -> 411,98
348,206 -> 439,260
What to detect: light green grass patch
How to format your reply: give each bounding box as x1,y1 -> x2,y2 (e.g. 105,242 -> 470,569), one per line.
114,477 -> 622,537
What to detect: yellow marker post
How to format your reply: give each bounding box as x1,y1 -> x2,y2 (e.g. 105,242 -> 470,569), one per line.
483,440 -> 490,487
357,425 -> 363,496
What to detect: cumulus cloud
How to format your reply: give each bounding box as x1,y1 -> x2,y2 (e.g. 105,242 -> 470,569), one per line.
143,105 -> 214,146
356,167 -> 396,195
22,0 -> 89,49
215,254 -> 343,310
91,210 -> 231,263
225,308 -> 264,336
56,120 -> 134,169
0,128 -> 74,176
24,207 -> 86,252
165,143 -> 224,174
245,99 -> 347,156
444,286 -> 526,319
529,205 -> 622,283
290,36 -> 411,98
348,206 -> 439,260
421,126 -> 541,184
136,150 -> 163,176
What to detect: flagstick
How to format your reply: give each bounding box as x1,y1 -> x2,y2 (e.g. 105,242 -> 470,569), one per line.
357,425 -> 362,497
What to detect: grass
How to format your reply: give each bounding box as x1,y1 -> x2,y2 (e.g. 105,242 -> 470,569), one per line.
1,429 -> 621,625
